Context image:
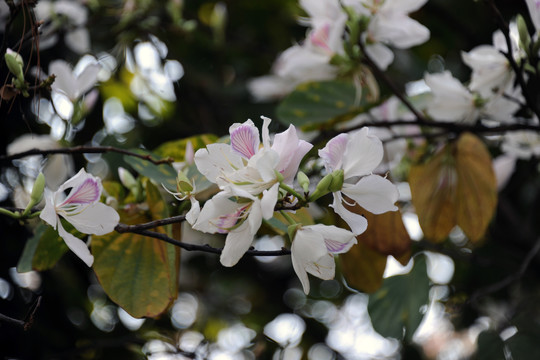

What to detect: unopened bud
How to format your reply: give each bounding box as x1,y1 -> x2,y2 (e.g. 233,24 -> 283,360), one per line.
308,173 -> 333,202
5,49 -> 24,81
297,171 -> 310,193
23,173 -> 45,216
328,169 -> 344,192
517,14 -> 531,51
177,170 -> 193,193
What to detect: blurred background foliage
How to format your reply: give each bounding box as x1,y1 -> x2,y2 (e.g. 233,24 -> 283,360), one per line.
2,0 -> 540,359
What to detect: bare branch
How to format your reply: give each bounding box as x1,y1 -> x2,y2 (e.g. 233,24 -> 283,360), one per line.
0,146 -> 175,165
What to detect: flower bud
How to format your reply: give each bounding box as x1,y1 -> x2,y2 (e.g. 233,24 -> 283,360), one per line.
308,173 -> 333,202
328,169 -> 344,192
5,49 -> 24,81
296,171 -> 310,193
517,14 -> 531,52
177,170 -> 194,193
118,167 -> 137,189
23,173 -> 45,216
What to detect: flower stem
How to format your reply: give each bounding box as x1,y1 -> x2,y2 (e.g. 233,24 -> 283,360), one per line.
0,207 -> 17,218
279,210 -> 297,226
279,182 -> 306,202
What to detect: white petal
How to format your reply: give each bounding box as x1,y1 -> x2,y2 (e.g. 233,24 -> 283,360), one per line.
364,43 -> 394,70
230,122 -> 260,159
40,191 -> 58,228
63,202 -> 119,235
193,192 -> 246,233
75,63 -> 100,97
185,197 -> 200,225
272,125 -> 313,184
50,61 -> 77,99
194,144 -> 243,184
319,133 -> 347,172
65,28 -> 91,55
371,13 -> 430,49
341,175 -> 399,214
331,192 -> 368,235
309,224 -> 357,254
342,128 -> 384,178
526,0 -> 540,32
291,227 -> 329,294
220,222 -> 254,267
57,220 -> 94,266
260,183 -> 279,220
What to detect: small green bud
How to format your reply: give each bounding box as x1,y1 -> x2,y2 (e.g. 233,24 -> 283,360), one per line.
297,171 -> 310,193
308,173 -> 333,202
5,49 -> 24,81
328,169 -> 344,192
517,14 -> 531,52
177,170 -> 194,193
23,173 -> 45,216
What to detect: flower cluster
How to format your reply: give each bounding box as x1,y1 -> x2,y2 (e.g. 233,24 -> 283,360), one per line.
186,117 -> 399,292
248,0 -> 430,101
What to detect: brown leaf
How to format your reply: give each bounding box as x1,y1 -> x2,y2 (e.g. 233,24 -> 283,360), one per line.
455,133 -> 497,242
356,207 -> 411,258
341,241 -> 387,293
409,133 -> 497,243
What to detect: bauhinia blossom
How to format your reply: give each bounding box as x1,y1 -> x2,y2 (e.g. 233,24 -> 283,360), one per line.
40,169 -> 120,266
195,116 -> 312,194
192,185 -> 279,266
319,127 -> 399,235
291,224 -> 357,294
192,116 -> 312,266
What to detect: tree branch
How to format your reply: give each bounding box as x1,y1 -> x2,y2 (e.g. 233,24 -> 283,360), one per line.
115,225 -> 291,256
0,146 -> 175,165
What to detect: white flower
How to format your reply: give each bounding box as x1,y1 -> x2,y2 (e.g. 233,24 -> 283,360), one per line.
248,0 -> 346,101
348,0 -> 430,69
291,224 -> 357,294
424,71 -> 520,123
461,24 -> 521,97
319,127 -> 399,235
195,117 -> 311,195
40,169 -> 120,266
49,59 -> 100,120
526,0 -> 540,33
35,0 -> 91,54
193,185 -> 279,267
502,128 -> 540,159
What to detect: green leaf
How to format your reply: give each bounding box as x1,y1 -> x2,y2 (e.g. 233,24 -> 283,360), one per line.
276,80 -> 363,129
91,181 -> 179,318
123,149 -> 177,191
17,223 -> 48,272
368,254 -> 430,342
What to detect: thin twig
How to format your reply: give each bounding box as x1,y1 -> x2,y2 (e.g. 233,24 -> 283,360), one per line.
468,237 -> 540,304
115,226 -> 291,256
115,215 -> 186,232
0,146 -> 175,165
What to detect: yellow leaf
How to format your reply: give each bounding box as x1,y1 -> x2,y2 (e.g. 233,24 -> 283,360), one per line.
341,241 -> 387,293
409,133 -> 497,243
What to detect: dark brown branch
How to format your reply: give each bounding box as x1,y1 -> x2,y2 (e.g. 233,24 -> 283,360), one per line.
358,42 -> 428,123
115,215 -> 186,232
115,226 -> 291,256
0,146 -> 174,165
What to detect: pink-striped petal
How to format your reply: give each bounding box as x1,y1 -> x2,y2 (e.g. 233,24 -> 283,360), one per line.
60,177 -> 100,206
231,124 -> 260,159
